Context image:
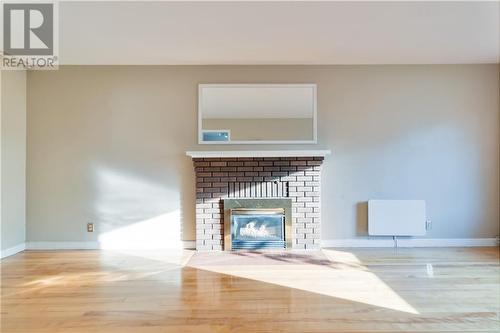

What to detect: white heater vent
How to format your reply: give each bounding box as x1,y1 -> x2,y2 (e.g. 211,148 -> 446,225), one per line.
368,200 -> 426,236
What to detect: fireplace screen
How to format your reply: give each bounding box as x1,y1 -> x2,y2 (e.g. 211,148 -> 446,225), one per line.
231,208 -> 285,249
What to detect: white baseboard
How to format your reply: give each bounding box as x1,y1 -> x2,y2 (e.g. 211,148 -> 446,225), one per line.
321,238 -> 498,248
26,241 -> 100,250
18,239 -> 498,251
182,241 -> 196,249
1,243 -> 26,259
26,241 -> 196,250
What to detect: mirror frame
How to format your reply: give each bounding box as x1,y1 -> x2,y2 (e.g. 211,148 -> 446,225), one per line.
198,83 -> 318,145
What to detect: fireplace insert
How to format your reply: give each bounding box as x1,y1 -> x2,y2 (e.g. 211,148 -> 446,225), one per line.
230,208 -> 285,249
223,198 -> 292,250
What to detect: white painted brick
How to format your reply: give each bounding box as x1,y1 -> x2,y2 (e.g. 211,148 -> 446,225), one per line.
296,228 -> 313,234
196,203 -> 212,209
197,233 -> 211,240
204,208 -> 222,214
297,186 -> 313,192
204,228 -> 222,235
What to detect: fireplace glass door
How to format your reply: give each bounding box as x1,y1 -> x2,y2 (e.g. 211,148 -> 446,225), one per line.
231,208 -> 285,249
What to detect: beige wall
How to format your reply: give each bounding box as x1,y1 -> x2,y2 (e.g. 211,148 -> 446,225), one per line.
203,118 -> 313,141
1,70 -> 27,252
26,65 -> 499,245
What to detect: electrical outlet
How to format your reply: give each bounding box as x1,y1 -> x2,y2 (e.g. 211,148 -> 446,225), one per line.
87,223 -> 94,232
425,220 -> 432,230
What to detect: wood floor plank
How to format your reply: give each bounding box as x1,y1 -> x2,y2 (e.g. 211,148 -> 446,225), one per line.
1,247 -> 499,332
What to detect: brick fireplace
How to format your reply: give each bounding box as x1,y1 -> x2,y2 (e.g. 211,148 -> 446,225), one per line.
187,151 -> 330,251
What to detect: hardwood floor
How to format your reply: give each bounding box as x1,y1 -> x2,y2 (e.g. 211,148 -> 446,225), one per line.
1,247 -> 499,332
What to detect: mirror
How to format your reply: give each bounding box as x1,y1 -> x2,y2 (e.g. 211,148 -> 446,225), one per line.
199,84 -> 317,144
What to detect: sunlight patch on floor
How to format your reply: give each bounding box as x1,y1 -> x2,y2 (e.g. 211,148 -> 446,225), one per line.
9,251 -> 194,298
104,248 -> 195,267
10,270 -> 167,298
188,249 -> 419,314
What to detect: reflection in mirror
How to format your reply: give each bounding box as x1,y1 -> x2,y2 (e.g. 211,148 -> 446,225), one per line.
199,84 -> 317,144
202,130 -> 230,142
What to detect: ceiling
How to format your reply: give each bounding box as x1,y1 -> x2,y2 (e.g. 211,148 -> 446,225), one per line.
59,1 -> 500,65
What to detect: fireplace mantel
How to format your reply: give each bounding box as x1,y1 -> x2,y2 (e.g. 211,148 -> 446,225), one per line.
186,150 -> 331,158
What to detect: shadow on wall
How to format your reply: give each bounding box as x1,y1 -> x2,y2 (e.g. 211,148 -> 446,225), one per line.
356,202 -> 368,236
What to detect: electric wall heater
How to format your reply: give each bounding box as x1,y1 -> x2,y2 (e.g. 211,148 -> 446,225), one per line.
368,200 -> 426,236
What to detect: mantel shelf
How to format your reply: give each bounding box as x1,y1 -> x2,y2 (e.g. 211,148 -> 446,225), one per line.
186,150 -> 331,158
